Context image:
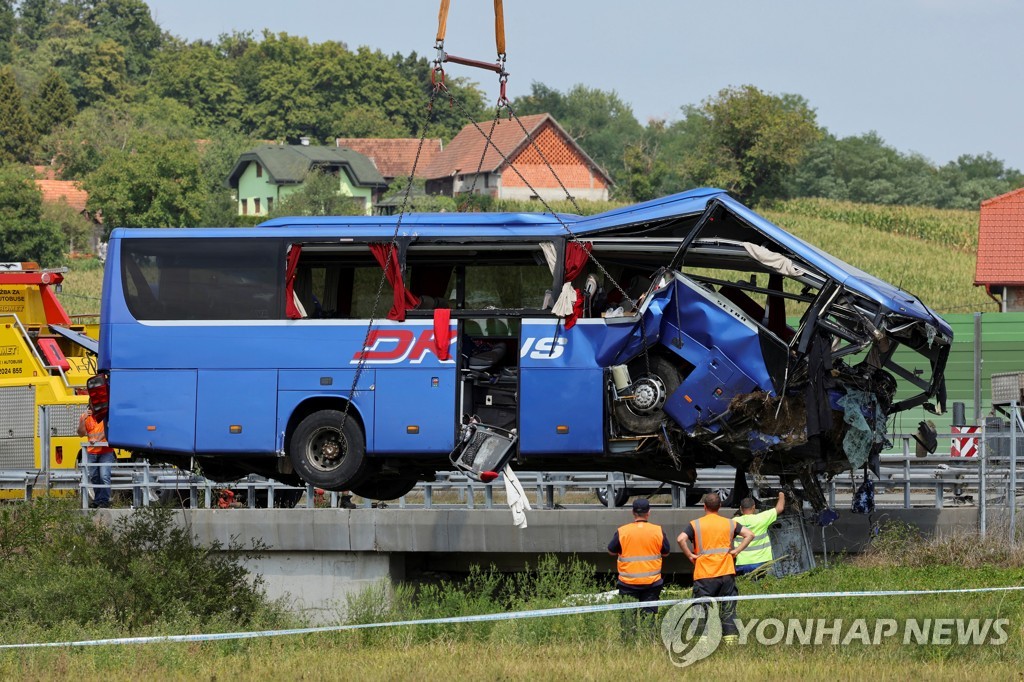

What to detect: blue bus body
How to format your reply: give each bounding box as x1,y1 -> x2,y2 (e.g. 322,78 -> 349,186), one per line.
95,189 -> 951,511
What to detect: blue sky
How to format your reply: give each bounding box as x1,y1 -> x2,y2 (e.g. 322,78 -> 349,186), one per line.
146,0 -> 1024,171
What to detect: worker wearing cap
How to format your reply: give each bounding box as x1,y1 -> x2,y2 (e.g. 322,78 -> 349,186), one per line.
734,492 -> 786,576
607,498 -> 671,614
678,492 -> 754,643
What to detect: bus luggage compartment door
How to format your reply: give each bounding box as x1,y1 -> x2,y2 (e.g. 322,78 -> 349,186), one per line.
374,369 -> 456,452
519,368 -> 603,453
196,370 -> 278,453
108,370 -> 197,453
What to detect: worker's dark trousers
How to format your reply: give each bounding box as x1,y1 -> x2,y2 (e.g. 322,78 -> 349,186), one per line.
691,574 -> 738,636
617,580 -> 663,615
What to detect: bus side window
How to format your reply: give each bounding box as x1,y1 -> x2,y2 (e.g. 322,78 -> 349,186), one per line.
293,247 -> 393,320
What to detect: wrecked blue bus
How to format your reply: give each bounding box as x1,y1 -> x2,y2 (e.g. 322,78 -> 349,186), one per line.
90,188 -> 951,513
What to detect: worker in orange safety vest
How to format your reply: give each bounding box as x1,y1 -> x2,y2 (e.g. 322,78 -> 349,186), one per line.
678,492 -> 754,644
78,406 -> 115,508
607,498 -> 671,615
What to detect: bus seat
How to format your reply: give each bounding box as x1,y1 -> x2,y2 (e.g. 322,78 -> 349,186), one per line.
466,343 -> 506,371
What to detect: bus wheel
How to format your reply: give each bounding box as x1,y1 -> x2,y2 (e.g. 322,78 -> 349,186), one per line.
612,355 -> 681,434
596,484 -> 630,508
350,476 -> 418,501
289,410 -> 366,490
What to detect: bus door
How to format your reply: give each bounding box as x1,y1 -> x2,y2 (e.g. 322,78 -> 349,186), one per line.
451,241 -> 603,454
370,250 -> 457,454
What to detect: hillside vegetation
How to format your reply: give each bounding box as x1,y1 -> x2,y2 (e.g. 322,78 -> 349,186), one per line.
56,198 -> 990,317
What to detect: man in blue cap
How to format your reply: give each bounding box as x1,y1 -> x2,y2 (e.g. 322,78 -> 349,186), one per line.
607,498 -> 671,614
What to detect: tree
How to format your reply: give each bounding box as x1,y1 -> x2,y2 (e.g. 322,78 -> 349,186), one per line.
42,198 -> 95,254
333,104 -> 409,139
84,137 -> 207,230
31,69 -> 77,137
235,32 -> 319,141
621,138 -> 669,202
37,20 -> 129,106
268,168 -> 363,217
83,0 -> 163,79
783,131 -> 945,207
682,85 -> 821,203
390,50 -> 488,142
196,130 -> 260,226
16,0 -> 60,44
937,153 -> 1024,209
0,164 -> 64,265
0,0 -> 13,61
148,41 -> 243,131
43,96 -> 197,180
0,67 -> 36,164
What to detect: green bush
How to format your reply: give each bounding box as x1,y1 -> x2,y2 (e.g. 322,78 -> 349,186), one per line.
346,554 -> 622,647
0,499 -> 287,633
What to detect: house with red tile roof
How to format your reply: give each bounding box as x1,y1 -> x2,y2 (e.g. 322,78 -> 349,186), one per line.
33,167 -> 97,220
974,187 -> 1024,311
339,114 -> 612,203
424,113 -> 612,201
335,138 -> 443,182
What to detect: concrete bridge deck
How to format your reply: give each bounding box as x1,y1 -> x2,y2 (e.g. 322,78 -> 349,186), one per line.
111,506 -> 978,623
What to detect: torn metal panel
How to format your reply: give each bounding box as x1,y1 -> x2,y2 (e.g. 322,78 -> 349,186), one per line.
603,192 -> 952,519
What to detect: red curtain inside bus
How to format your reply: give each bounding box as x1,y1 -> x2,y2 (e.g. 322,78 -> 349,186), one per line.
285,244 -> 303,319
370,243 -> 420,321
564,241 -> 592,329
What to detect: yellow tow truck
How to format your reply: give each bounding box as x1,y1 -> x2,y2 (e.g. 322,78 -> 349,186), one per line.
0,262 -> 119,497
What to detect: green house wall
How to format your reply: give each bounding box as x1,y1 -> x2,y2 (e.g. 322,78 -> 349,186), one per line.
235,161 -> 374,216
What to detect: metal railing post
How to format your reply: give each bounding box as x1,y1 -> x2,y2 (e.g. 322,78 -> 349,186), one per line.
484,483 -> 493,509
38,405 -> 50,495
903,438 -> 911,508
424,484 -> 433,509
1011,401 -> 1019,547
980,422 -> 987,536
306,483 -> 315,508
80,447 -> 90,510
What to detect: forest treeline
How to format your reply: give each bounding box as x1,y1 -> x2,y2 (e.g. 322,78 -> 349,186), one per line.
1,0 -> 1022,265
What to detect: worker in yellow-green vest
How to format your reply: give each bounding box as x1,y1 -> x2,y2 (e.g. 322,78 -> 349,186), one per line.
734,492 -> 786,575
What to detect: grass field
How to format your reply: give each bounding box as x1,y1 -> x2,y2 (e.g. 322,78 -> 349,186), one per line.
1,562 -> 1021,680
52,198 -> 989,317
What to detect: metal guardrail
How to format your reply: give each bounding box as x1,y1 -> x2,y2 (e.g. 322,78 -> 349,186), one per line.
0,430 -> 1019,512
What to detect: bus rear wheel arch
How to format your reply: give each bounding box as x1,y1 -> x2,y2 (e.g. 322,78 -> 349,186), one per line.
288,409 -> 367,490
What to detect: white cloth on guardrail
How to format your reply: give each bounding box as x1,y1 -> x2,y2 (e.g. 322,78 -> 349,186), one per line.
503,465 -> 531,529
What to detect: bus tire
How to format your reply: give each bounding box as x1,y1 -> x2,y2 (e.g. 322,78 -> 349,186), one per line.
289,410 -> 366,491
350,476 -> 418,501
612,355 -> 682,434
596,484 -> 630,507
